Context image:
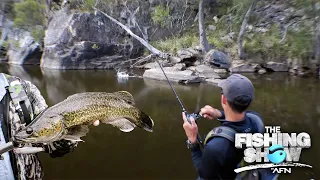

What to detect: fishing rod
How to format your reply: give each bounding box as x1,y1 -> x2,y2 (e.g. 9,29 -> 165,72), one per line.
154,57 -> 203,145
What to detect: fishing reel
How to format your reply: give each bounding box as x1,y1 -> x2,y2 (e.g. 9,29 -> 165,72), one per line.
184,111 -> 203,145
184,111 -> 202,124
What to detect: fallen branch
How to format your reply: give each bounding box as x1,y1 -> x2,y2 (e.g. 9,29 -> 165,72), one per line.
280,21 -> 295,44
121,0 -> 148,41
94,8 -> 169,59
130,54 -> 153,67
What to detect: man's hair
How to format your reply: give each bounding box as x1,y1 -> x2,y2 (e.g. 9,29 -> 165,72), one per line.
227,99 -> 251,114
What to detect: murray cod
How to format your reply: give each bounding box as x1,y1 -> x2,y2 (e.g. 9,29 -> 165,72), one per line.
14,91 -> 154,144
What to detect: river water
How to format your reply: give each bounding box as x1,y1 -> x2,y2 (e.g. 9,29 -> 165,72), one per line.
0,64 -> 319,180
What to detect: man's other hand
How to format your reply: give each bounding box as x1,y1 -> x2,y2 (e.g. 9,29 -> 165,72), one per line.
199,105 -> 222,120
182,112 -> 198,144
93,120 -> 100,126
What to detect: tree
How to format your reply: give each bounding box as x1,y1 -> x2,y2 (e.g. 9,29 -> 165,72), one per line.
237,0 -> 258,60
13,0 -> 46,44
13,0 -> 46,30
198,0 -> 209,54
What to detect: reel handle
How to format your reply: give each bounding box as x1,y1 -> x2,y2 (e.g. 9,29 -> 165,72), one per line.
184,111 -> 203,145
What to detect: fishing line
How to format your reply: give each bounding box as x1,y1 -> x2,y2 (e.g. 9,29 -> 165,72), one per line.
153,56 -> 203,145
154,59 -> 187,112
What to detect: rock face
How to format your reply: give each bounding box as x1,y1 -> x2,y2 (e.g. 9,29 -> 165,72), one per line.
177,48 -> 201,66
195,65 -> 221,79
5,21 -> 42,65
230,63 -> 260,73
41,10 -> 143,69
262,62 -> 288,72
204,49 -> 230,69
206,78 -> 223,85
142,66 -> 202,84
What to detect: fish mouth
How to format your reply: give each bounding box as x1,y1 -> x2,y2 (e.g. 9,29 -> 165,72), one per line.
143,117 -> 154,132
14,135 -> 36,143
143,126 -> 153,132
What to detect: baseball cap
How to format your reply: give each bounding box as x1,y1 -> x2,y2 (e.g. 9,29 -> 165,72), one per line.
218,74 -> 254,106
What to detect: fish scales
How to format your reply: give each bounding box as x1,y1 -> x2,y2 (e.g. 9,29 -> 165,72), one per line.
63,106 -> 143,128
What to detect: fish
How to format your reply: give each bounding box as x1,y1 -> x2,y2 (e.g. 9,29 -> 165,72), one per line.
14,91 -> 154,144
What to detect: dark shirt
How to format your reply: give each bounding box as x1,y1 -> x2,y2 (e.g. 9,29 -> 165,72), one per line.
190,110 -> 262,180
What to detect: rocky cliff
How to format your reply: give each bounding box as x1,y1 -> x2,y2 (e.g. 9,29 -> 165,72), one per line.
40,10 -> 143,69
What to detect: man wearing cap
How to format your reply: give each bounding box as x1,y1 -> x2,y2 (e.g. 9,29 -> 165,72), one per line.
182,74 -> 263,179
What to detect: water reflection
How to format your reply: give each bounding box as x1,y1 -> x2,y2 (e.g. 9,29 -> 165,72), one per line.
0,64 -> 319,180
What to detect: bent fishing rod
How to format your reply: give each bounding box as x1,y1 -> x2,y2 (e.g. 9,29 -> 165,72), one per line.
94,10 -> 203,144
153,57 -> 203,144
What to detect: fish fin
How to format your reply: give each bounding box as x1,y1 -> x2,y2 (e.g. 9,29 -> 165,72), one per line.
63,125 -> 89,142
114,91 -> 135,105
63,135 -> 84,142
102,118 -> 136,132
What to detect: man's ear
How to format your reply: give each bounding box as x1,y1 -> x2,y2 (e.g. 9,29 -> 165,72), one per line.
222,95 -> 227,105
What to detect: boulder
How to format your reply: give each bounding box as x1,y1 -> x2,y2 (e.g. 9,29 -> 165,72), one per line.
169,56 -> 182,63
41,10 -> 143,69
6,27 -> 42,65
172,63 -> 186,71
143,62 -> 160,69
263,62 -> 288,72
177,48 -> 201,66
230,63 -> 259,73
204,49 -> 230,69
258,68 -> 267,74
213,69 -> 228,74
141,60 -> 170,69
143,67 -> 202,84
208,25 -> 216,31
195,64 -> 221,79
205,78 -> 223,85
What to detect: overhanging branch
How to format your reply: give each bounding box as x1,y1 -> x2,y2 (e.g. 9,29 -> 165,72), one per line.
94,8 -> 169,59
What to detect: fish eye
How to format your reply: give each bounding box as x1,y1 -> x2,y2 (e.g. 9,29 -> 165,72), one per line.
32,132 -> 39,137
26,127 -> 33,134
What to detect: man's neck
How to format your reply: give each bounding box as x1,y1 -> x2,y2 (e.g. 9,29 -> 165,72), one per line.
225,110 -> 245,122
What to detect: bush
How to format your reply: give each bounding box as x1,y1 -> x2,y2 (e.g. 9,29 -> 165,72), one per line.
13,0 -> 46,44
31,28 -> 45,45
151,5 -> 170,27
13,0 -> 46,30
151,34 -> 198,54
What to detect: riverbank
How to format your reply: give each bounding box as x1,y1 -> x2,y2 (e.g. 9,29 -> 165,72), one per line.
1,0 -> 320,79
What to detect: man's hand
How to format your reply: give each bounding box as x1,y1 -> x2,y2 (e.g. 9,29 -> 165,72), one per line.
93,120 -> 100,126
182,112 -> 198,144
199,105 -> 222,120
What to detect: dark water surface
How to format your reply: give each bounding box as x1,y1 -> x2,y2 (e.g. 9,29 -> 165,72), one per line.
0,64 -> 319,180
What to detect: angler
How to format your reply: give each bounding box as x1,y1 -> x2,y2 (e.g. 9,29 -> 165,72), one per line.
0,73 -> 78,180
181,74 -> 277,179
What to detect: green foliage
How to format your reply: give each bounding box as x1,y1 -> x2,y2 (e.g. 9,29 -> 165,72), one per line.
151,5 -> 170,27
286,29 -> 313,60
1,41 -> 9,49
2,40 -> 20,48
207,35 -> 225,49
291,0 -> 314,8
12,0 -> 46,44
92,43 -> 100,50
151,34 -> 198,54
31,28 -> 45,44
13,0 -> 46,30
243,23 -> 313,62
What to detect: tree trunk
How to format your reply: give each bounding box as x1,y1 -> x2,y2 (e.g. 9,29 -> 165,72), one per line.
0,3 -> 6,49
315,22 -> 320,65
198,0 -> 209,54
237,0 -> 258,60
